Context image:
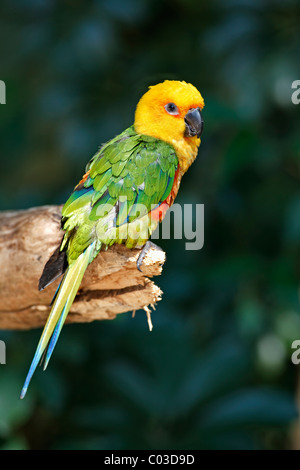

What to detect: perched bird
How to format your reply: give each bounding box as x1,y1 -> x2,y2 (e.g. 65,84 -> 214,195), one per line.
20,80 -> 204,399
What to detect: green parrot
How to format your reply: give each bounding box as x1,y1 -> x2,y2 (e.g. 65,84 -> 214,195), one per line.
20,80 -> 204,398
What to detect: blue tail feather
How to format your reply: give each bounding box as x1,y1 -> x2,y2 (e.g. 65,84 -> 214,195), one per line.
43,302 -> 69,370
50,280 -> 62,306
20,242 -> 96,399
20,343 -> 45,399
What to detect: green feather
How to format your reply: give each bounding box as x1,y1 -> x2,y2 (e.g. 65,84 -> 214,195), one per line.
62,189 -> 92,217
91,156 -> 111,176
94,168 -> 112,191
63,126 -> 178,255
108,179 -> 123,198
111,159 -> 128,177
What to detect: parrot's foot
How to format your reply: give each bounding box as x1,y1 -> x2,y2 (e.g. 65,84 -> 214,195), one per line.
136,241 -> 164,273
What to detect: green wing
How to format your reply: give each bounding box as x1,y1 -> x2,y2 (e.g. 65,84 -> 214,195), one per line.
61,126 -> 178,261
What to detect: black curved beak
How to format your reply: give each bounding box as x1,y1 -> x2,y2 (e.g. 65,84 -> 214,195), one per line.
184,108 -> 204,138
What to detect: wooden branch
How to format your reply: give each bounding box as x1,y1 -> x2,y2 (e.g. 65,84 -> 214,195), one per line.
0,206 -> 166,330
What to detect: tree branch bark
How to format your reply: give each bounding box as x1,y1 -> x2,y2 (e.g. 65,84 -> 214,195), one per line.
0,206 -> 165,330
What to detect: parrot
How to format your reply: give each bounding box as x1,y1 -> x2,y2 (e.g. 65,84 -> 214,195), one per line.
20,80 -> 204,399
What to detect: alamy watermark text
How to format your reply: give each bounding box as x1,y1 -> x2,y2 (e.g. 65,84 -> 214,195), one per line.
291,80 -> 300,105
0,80 -> 6,104
0,340 -> 6,364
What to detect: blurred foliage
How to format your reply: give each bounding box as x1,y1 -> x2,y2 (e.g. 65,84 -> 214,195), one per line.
0,0 -> 300,450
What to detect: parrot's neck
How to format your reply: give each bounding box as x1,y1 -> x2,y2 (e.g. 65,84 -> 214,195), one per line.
171,136 -> 200,174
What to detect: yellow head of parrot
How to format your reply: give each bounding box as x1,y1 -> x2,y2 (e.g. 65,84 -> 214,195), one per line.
134,80 -> 205,173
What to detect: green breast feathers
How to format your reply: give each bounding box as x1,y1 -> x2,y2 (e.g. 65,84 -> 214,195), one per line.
60,126 -> 178,262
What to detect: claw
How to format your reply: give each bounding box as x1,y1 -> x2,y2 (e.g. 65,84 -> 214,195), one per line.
136,241 -> 163,273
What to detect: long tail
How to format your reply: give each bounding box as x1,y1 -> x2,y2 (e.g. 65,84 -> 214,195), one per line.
20,243 -> 95,399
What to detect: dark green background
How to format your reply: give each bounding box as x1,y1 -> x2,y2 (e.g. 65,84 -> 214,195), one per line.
0,0 -> 300,450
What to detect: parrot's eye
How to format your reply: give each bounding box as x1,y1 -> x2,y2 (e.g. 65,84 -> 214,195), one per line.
164,102 -> 179,115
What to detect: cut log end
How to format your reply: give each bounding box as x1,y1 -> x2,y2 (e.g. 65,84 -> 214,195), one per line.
0,205 -> 166,330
